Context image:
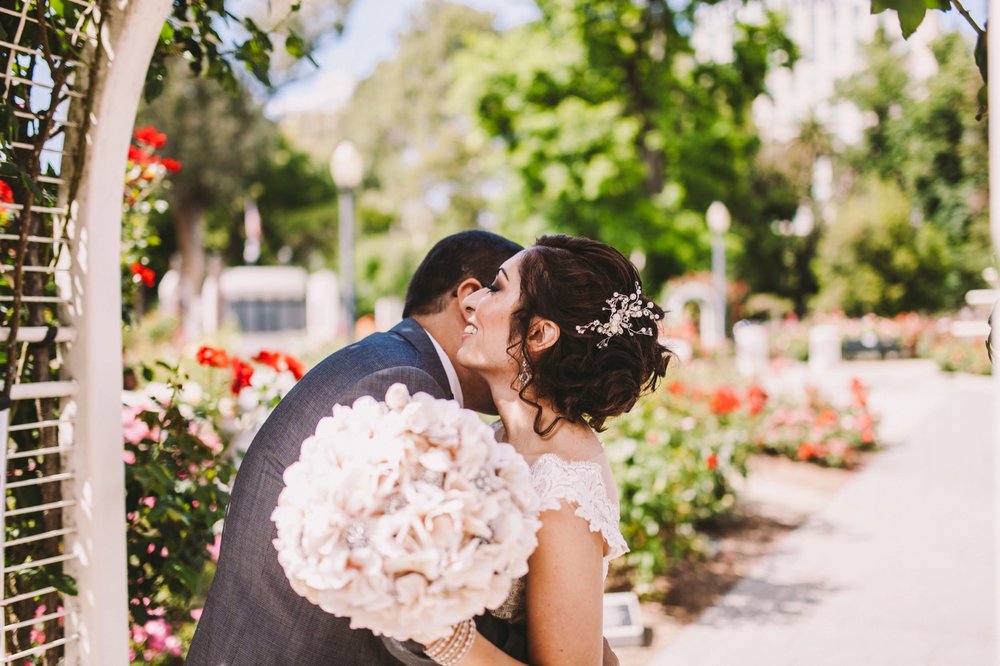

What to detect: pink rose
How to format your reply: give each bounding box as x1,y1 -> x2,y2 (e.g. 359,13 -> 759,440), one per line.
207,534 -> 221,562
122,406 -> 152,444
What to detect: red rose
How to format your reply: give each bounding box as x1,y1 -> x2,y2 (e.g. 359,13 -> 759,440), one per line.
133,126 -> 167,149
127,145 -> 151,165
814,408 -> 837,428
230,358 -> 255,395
284,354 -> 305,380
252,350 -> 306,380
129,262 -> 156,287
706,453 -> 718,471
196,345 -> 230,369
252,350 -> 282,368
666,381 -> 685,396
746,385 -> 768,415
159,158 -> 182,173
850,377 -> 868,408
0,179 -> 13,203
796,442 -> 817,461
710,386 -> 741,415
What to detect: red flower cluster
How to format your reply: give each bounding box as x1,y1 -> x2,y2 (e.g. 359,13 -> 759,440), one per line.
796,442 -> 828,461
706,453 -> 719,471
252,350 -> 306,380
814,408 -> 838,428
129,262 -> 156,287
0,179 -> 13,203
127,126 -> 182,173
128,144 -> 152,165
159,158 -> 182,173
746,385 -> 768,416
196,345 -> 306,396
230,359 -> 255,395
850,377 -> 868,408
133,126 -> 167,149
196,345 -> 230,369
710,386 -> 741,415
666,381 -> 685,396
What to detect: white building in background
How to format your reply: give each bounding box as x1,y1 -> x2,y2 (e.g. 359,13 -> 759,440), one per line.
692,0 -> 942,146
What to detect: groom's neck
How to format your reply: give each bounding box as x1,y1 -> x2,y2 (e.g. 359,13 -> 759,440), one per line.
412,311 -> 496,415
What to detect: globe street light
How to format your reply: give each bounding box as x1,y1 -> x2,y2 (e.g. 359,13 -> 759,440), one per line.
706,201 -> 731,344
330,141 -> 363,342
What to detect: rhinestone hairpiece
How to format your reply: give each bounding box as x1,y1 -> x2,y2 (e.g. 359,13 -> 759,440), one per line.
575,282 -> 661,349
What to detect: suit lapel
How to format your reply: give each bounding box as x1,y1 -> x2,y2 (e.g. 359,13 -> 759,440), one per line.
391,318 -> 454,400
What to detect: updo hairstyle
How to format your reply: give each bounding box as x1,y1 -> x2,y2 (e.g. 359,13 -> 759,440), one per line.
511,235 -> 671,435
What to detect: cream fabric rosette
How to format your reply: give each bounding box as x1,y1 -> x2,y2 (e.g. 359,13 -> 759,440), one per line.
271,383 -> 541,643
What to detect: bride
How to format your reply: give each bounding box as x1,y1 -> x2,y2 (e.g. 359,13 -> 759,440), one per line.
418,235 -> 670,666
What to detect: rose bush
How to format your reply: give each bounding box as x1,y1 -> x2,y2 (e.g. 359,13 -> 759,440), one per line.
604,368 -> 879,589
122,126 -> 181,319
124,345 -> 305,663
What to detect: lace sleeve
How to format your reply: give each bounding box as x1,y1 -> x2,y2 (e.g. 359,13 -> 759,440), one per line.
531,454 -> 628,564
489,454 -> 628,623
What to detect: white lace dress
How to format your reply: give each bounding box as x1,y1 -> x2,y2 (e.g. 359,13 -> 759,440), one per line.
489,453 -> 628,624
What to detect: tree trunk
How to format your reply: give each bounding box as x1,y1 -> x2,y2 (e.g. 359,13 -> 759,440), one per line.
173,200 -> 206,337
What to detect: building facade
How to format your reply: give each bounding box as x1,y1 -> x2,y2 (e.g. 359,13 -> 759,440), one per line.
692,0 -> 941,146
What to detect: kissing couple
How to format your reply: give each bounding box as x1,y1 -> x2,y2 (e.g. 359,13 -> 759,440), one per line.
187,231 -> 671,665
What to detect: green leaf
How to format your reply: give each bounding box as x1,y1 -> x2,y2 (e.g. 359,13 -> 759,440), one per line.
975,27 -> 987,85
52,572 -> 78,596
870,0 -> 949,39
284,33 -> 309,59
20,173 -> 44,201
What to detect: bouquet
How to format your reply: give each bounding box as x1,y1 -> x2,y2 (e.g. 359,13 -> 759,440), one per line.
271,384 -> 541,643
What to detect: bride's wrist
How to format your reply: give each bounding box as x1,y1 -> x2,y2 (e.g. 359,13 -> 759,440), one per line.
424,618 -> 476,665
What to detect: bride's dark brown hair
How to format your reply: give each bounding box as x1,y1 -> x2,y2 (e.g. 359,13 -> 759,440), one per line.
509,235 -> 671,436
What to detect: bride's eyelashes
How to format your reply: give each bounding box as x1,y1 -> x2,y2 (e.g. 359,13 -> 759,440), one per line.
486,282 -> 500,293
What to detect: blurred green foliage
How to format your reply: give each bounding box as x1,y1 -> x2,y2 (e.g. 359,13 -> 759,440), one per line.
827,30 -> 991,313
814,178 -> 951,315
132,1 -> 991,322
451,0 -> 799,286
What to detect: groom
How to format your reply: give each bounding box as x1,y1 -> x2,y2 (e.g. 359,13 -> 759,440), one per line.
188,231 -> 585,665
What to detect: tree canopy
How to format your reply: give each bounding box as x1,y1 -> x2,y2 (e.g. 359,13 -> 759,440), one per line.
451,0 -> 798,286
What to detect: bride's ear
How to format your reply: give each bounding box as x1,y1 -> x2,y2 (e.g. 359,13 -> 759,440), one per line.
526,316 -> 560,354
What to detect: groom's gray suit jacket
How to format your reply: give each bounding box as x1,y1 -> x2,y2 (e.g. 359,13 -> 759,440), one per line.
187,319 -> 525,665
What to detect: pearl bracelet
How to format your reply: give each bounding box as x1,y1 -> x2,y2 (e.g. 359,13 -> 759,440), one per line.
425,618 -> 476,666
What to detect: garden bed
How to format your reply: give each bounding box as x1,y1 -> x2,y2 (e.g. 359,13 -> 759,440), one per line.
610,453 -> 857,666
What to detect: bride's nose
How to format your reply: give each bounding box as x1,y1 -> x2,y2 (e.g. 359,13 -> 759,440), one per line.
462,288 -> 487,314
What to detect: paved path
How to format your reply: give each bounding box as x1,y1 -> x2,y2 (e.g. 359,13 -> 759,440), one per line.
649,361 -> 996,666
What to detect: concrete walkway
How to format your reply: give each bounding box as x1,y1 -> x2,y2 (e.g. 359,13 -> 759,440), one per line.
649,362 -> 996,666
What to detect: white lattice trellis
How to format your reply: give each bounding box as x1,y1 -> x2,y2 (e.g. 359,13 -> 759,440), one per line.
1,2 -> 170,664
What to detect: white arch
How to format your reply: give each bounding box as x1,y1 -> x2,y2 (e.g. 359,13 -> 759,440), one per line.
664,282 -> 726,348
62,2 -> 172,664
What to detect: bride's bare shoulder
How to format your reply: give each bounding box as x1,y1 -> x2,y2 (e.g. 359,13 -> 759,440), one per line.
547,421 -> 604,462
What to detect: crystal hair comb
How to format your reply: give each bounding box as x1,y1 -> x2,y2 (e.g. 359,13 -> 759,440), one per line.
575,282 -> 661,349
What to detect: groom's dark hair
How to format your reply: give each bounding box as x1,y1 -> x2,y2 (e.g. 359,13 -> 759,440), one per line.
403,230 -> 522,317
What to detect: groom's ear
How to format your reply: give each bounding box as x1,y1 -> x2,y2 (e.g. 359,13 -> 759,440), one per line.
526,316 -> 559,354
450,278 -> 482,318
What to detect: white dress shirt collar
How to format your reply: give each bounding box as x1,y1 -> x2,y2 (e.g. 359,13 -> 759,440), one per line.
425,331 -> 464,408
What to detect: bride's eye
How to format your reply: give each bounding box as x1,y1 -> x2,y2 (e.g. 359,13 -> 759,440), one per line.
486,282 -> 500,293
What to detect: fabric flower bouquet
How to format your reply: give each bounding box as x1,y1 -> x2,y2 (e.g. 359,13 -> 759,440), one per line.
271,384 -> 541,643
